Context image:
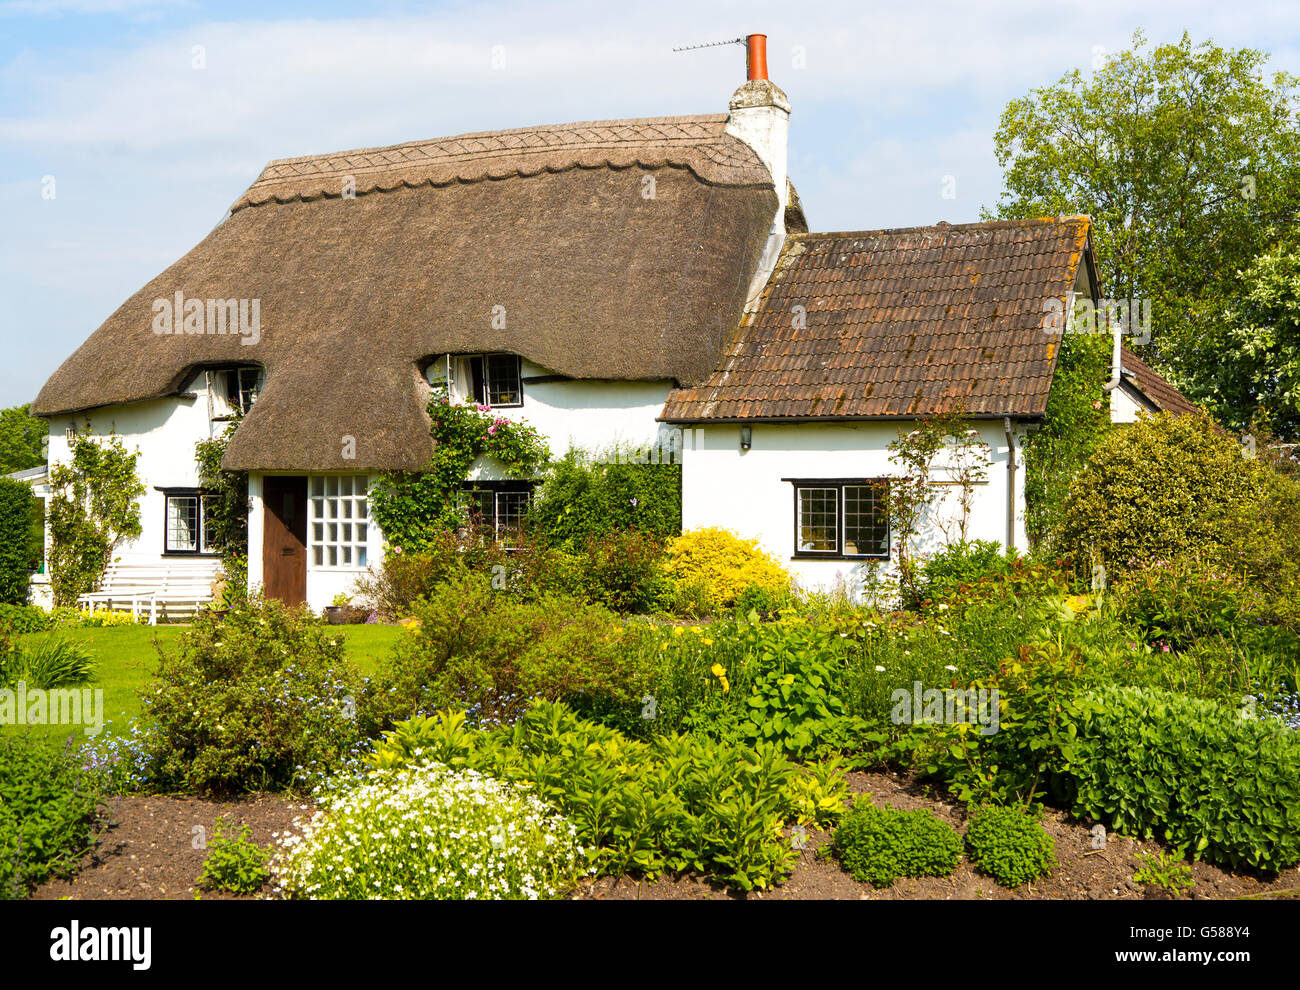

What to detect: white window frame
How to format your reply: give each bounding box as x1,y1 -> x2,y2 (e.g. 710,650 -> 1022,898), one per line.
308,475 -> 370,569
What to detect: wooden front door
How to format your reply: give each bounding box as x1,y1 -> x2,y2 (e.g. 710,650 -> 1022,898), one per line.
263,476 -> 307,605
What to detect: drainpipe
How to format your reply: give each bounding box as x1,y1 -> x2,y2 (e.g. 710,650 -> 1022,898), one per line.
1003,417 -> 1016,552
1102,321 -> 1124,392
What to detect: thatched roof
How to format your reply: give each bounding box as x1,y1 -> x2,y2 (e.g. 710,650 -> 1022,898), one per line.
660,217 -> 1092,422
33,115 -> 779,472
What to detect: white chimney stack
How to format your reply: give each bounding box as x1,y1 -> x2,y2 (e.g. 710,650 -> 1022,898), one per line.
725,34 -> 792,310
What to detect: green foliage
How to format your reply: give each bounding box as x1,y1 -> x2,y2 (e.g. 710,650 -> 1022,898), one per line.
576,529 -> 672,614
1132,849 -> 1195,896
0,604 -> 54,635
141,595 -> 365,796
0,478 -> 40,605
988,30 -> 1300,430
831,797 -> 963,888
527,448 -> 681,549
369,388 -> 549,551
1066,684 -> 1300,872
273,761 -> 585,900
665,527 -> 793,612
964,804 -> 1056,887
367,571 -> 649,731
1023,330 -> 1112,549
0,634 -> 95,689
365,703 -> 849,892
904,539 -> 1023,612
740,617 -> 868,759
195,420 -> 248,594
197,817 -> 271,894
47,433 -> 145,608
1056,411 -> 1279,581
0,735 -> 101,899
0,404 -> 46,475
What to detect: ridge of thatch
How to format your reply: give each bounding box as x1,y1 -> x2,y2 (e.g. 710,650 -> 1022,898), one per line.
33,114 -> 779,472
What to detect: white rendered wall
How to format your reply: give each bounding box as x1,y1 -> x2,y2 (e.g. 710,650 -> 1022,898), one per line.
679,420 -> 1028,596
1109,382 -> 1153,424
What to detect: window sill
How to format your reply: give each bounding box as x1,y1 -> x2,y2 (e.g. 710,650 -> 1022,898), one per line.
791,553 -> 890,562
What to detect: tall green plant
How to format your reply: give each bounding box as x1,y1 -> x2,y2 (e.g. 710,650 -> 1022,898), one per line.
196,419 -> 249,605
46,433 -> 144,607
0,478 -> 40,604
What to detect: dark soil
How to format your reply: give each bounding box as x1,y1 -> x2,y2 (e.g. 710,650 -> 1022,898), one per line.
31,793 -> 311,901
32,771 -> 1300,900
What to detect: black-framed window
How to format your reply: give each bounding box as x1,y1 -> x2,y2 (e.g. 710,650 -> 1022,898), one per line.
461,481 -> 532,547
787,479 -> 890,559
163,489 -> 220,554
466,354 -> 522,407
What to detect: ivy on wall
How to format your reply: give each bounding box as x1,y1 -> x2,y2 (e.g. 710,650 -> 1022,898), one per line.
1022,330 -> 1112,551
195,418 -> 249,604
47,432 -> 145,607
369,388 -> 551,552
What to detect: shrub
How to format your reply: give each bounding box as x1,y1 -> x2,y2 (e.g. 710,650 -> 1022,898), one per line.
273,762 -> 585,899
1056,411 -> 1281,581
576,529 -> 671,614
831,797 -> 963,887
0,603 -> 54,635
964,805 -> 1055,887
366,703 -> 849,892
141,595 -> 366,796
0,735 -> 101,898
904,539 -> 1021,612
527,449 -> 681,549
197,818 -> 271,894
1065,684 -> 1300,872
666,527 -> 793,612
0,478 -> 39,605
0,634 -> 95,689
368,571 -> 649,730
1132,849 -> 1195,896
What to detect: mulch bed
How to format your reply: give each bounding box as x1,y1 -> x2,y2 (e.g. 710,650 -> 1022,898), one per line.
31,771 -> 1300,900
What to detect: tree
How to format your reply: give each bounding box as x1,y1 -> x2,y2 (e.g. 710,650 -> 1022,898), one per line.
0,478 -> 40,604
47,435 -> 145,607
0,404 -> 46,475
988,31 -> 1300,435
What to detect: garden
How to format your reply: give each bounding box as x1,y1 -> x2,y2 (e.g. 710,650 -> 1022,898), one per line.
3,394 -> 1300,901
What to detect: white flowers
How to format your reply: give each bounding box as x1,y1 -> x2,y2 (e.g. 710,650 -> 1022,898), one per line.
874,665 -> 886,673
944,665 -> 958,672
270,762 -> 584,900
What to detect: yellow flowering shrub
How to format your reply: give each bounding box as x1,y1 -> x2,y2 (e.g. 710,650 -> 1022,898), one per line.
665,528 -> 793,610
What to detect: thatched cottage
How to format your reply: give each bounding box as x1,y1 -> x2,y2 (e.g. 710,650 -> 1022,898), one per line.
29,35 -> 1194,610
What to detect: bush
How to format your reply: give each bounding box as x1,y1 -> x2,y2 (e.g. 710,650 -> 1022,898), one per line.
831,797 -> 962,888
1056,411 -> 1284,581
0,603 -> 54,635
197,818 -> 271,894
366,703 -> 849,892
904,540 -> 1021,612
141,595 -> 366,796
576,529 -> 671,614
0,634 -> 95,689
368,571 -> 649,730
527,449 -> 681,549
0,735 -> 101,898
273,762 -> 585,899
665,528 -> 793,612
964,805 -> 1055,887
0,478 -> 39,605
1066,684 -> 1300,872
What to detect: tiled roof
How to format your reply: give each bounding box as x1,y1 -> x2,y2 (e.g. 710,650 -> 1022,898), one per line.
661,217 -> 1092,421
1119,348 -> 1200,416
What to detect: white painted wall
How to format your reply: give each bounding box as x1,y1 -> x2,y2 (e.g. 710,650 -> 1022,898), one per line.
678,419 -> 1028,597
1109,382 -> 1154,424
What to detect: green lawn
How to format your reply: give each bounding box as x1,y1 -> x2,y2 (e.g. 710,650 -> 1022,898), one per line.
2,622 -> 402,747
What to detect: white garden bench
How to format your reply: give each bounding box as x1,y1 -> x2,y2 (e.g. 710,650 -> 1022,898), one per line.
77,560 -> 220,625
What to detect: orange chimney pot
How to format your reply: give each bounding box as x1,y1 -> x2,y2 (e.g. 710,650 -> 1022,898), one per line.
746,34 -> 768,81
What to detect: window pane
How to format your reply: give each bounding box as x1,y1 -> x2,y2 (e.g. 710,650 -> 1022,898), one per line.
200,496 -> 218,552
485,354 -> 521,405
311,477 -> 324,497
844,483 -> 889,556
797,488 -> 837,553
167,496 -> 198,552
496,491 -> 529,544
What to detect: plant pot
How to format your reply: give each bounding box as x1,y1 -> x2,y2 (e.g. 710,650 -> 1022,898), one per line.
324,606 -> 347,625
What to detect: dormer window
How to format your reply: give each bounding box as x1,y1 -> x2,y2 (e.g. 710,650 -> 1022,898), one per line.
208,366 -> 263,418
434,354 -> 522,408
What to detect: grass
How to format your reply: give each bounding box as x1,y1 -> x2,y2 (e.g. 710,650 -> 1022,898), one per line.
2,621 -> 403,747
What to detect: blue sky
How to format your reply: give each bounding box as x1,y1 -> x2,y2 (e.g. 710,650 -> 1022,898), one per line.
3,0 -> 1299,408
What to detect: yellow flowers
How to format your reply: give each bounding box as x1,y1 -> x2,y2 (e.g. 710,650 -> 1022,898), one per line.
399,617 -> 422,636
672,626 -> 684,637
710,663 -> 730,694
